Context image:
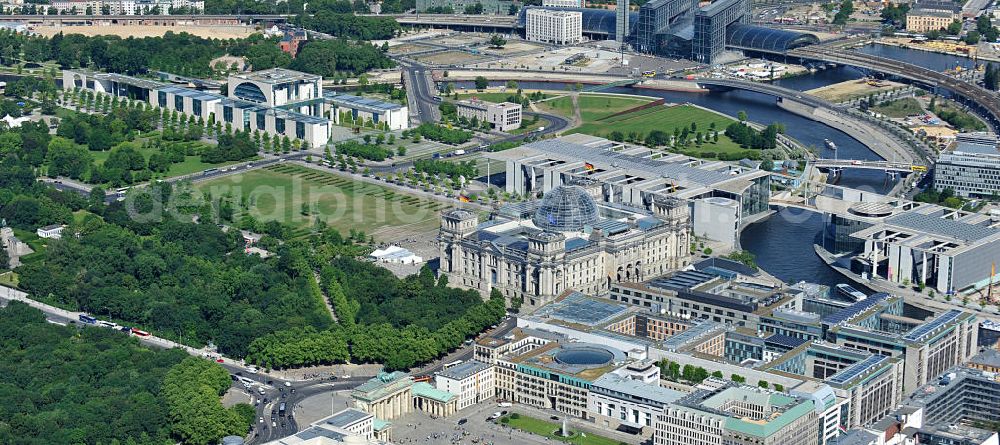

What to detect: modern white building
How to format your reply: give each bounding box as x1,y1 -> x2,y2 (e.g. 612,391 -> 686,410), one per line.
326,93 -> 409,131
587,362 -> 684,436
655,386 -> 820,445
542,0 -> 581,6
454,100 -> 522,132
525,9 -> 584,45
63,68 -> 408,148
51,0 -> 204,14
434,360 -> 495,410
35,224 -> 65,239
934,133 -> 1000,198
265,408 -> 390,445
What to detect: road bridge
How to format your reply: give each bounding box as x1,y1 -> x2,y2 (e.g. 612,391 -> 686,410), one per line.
812,159 -> 926,172
695,78 -> 834,109
788,46 -> 1000,130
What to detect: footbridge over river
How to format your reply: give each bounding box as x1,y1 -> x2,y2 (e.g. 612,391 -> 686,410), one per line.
812,159 -> 927,173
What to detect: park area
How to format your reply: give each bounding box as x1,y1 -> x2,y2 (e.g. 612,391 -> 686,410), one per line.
538,93 -> 747,158
31,24 -> 255,39
196,164 -> 445,238
499,413 -> 625,445
90,140 -> 245,179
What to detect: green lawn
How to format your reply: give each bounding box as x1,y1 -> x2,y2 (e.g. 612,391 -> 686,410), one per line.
89,141 -> 246,179
569,104 -> 747,157
0,271 -> 17,287
537,94 -> 654,122
501,414 -> 625,445
197,164 -> 446,237
873,97 -> 925,118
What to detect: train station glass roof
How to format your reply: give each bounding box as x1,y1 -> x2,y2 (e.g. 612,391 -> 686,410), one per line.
726,24 -> 819,53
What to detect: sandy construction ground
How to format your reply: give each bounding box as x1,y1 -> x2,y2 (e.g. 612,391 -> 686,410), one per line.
32,24 -> 257,39
807,78 -> 905,103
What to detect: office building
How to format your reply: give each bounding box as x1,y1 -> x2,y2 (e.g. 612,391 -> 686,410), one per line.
608,266 -> 799,328
526,9 -> 584,45
765,341 -> 905,428
415,0 -> 511,13
325,93 -> 408,131
906,8 -> 957,33
825,299 -> 979,393
587,362 -> 685,436
265,408 -> 390,445
969,349 -> 1000,373
934,133 -> 1000,198
542,0 -> 580,6
438,179 -> 690,307
655,385 -> 819,445
848,203 -> 1000,294
633,0 -> 697,55
691,0 -> 749,64
487,134 -> 771,245
454,100 -> 523,132
51,0 -> 205,14
434,360 -> 495,410
616,0 -> 630,45
64,67 -> 408,148
862,367 -> 1000,445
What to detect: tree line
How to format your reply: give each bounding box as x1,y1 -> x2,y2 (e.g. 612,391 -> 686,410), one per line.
0,28 -> 390,78
414,158 -> 479,180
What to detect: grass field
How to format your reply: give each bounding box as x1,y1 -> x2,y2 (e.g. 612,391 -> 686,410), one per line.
536,94 -> 654,122
569,104 -> 746,157
197,164 -> 445,238
501,414 -> 624,445
0,271 -> 17,287
872,97 -> 925,118
455,92 -> 518,103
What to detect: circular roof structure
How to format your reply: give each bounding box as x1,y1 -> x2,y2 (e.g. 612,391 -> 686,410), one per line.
849,202 -> 895,218
554,345 -> 615,366
532,185 -> 599,232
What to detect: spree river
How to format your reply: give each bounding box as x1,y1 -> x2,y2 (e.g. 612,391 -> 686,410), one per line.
465,44 -> 966,287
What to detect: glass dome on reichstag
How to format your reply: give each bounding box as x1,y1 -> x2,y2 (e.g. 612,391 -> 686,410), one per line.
532,185 -> 599,232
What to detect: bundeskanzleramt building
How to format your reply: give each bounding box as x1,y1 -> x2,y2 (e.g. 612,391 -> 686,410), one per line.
454,100 -> 522,132
438,180 -> 690,307
933,133 -> 1000,198
63,67 -> 408,148
655,385 -> 820,445
526,9 -> 584,45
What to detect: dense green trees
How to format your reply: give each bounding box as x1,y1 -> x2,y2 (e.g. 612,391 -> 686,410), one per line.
296,12 -> 401,41
289,39 -> 394,76
245,260 -> 507,370
1,28 -> 390,78
335,140 -> 393,161
163,357 -> 252,445
880,3 -> 909,28
724,122 -> 781,150
17,202 -> 335,357
414,123 -> 473,145
0,301 -> 189,445
832,0 -> 853,25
